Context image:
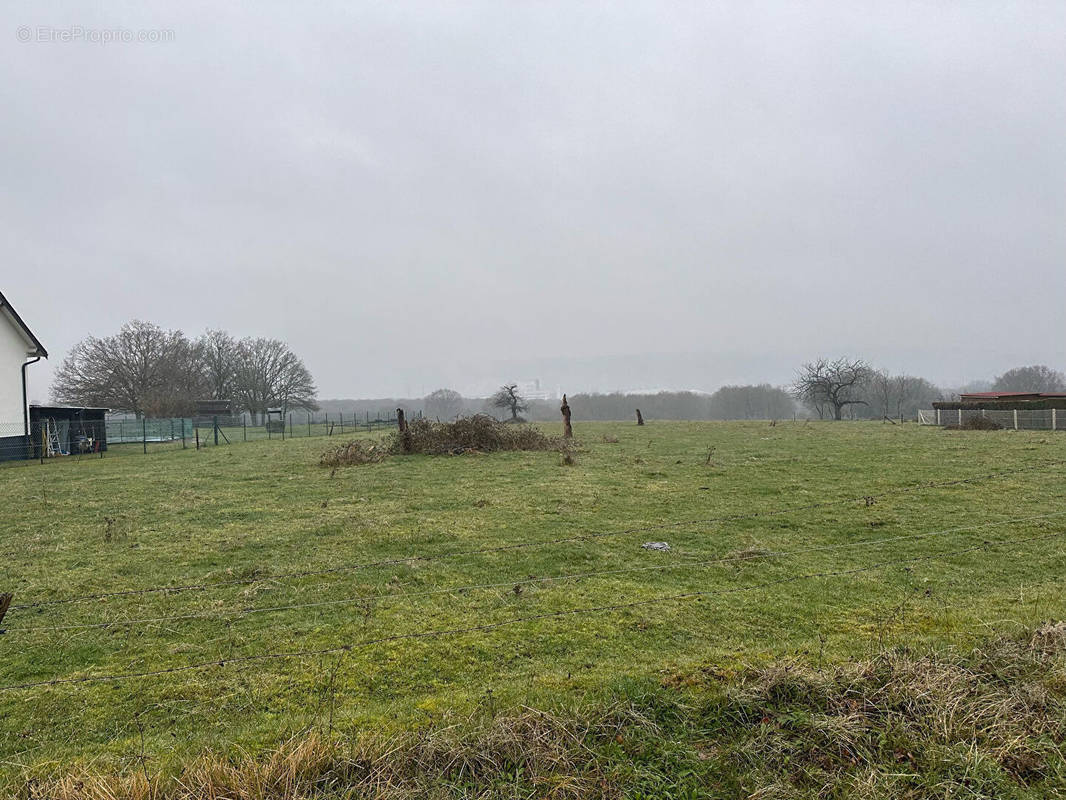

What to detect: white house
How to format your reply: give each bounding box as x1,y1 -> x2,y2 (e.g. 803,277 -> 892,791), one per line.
0,290 -> 48,436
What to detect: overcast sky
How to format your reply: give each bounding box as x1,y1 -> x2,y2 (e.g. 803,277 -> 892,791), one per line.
2,1 -> 1063,400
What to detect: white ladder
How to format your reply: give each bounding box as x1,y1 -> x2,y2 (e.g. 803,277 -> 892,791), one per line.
45,418 -> 63,457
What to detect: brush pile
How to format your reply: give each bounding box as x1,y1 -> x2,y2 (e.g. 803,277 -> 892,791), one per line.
321,414 -> 565,466
318,439 -> 389,467
396,415 -> 562,455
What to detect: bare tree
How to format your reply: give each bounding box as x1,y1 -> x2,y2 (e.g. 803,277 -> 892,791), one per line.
197,329 -> 241,401
491,383 -> 528,421
233,337 -> 318,423
992,365 -> 1065,393
424,388 -> 464,420
52,320 -> 206,417
792,358 -> 872,420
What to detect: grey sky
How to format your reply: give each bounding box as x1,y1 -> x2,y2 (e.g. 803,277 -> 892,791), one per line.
2,1 -> 1063,400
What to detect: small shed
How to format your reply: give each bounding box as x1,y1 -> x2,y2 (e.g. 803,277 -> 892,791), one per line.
28,405 -> 109,458
193,399 -> 237,425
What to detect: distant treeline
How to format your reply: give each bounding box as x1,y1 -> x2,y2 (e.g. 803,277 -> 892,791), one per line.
525,386 -> 796,421
317,385 -> 798,423
316,363 -> 1066,424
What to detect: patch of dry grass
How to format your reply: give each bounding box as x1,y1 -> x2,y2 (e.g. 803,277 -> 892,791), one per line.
35,705 -> 641,800
29,624 -> 1066,799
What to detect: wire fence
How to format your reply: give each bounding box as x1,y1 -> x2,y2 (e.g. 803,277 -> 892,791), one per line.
919,407 -> 1066,430
0,410 -> 410,466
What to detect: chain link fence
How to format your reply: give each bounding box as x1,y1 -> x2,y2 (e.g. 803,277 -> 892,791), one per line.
0,410 -> 412,467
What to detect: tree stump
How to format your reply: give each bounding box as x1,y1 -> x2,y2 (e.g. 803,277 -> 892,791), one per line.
560,394 -> 573,439
636,408 -> 644,426
397,408 -> 412,453
0,593 -> 12,629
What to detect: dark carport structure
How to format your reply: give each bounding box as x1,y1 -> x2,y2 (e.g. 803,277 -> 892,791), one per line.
27,405 -> 109,459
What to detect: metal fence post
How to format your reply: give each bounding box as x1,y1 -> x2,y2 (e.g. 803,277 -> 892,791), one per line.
1054,409 -> 1058,431
1014,409 -> 1019,430
181,419 -> 186,449
308,413 -> 311,437
143,418 -> 147,454
213,416 -> 219,446
243,417 -> 247,442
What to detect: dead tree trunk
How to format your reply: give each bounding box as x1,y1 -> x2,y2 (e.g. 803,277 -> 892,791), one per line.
635,408 -> 644,426
397,408 -> 411,453
560,394 -> 573,439
0,593 -> 12,630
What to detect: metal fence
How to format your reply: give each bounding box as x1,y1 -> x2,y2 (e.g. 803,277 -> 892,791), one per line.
918,408 -> 1066,431
0,410 -> 409,467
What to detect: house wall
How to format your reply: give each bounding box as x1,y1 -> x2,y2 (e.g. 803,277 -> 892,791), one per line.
0,308 -> 35,427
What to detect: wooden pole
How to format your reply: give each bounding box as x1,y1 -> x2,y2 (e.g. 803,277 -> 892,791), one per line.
560,394 -> 573,439
397,408 -> 411,452
635,408 -> 644,426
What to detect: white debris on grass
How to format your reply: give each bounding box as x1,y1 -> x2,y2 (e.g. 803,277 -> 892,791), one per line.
641,541 -> 670,552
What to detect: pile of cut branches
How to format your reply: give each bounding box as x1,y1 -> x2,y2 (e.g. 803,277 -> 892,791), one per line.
321,415 -> 566,467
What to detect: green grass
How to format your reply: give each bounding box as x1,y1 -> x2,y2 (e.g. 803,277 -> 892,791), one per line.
2,420 -> 1066,796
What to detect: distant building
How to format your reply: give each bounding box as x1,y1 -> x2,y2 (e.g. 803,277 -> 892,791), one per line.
955,391 -> 1066,403
516,379 -> 556,401
193,399 -> 240,425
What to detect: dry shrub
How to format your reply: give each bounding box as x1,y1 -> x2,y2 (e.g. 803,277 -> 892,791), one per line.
395,415 -> 563,456
321,416 -> 568,467
318,439 -> 389,467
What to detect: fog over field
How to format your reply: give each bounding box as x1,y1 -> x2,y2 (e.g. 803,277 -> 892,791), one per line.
2,2 -> 1064,400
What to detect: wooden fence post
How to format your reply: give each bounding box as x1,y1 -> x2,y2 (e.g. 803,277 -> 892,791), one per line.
635,408 -> 644,426
560,394 -> 573,439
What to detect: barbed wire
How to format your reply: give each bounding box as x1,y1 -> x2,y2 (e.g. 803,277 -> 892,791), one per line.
3,527 -> 1062,693
9,509 -> 1066,635
11,459 -> 1062,613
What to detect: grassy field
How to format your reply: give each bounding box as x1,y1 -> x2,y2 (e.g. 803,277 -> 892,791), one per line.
2,420 -> 1066,798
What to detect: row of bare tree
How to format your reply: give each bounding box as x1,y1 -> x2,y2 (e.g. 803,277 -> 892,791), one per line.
51,321 -> 317,419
